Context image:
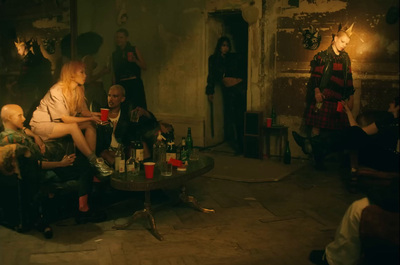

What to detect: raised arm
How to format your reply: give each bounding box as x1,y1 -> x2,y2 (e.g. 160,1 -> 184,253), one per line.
134,47 -> 147,71
342,100 -> 379,136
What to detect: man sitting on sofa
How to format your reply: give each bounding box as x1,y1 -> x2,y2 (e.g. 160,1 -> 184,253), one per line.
96,85 -> 172,166
0,104 -> 106,230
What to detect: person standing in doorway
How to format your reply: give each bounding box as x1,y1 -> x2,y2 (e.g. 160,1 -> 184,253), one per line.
293,24 -> 355,170
206,36 -> 247,154
112,28 -> 147,112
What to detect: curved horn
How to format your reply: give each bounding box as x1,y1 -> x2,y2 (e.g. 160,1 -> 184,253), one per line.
345,23 -> 355,36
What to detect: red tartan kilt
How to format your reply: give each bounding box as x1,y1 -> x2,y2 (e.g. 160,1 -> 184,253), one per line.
305,89 -> 349,130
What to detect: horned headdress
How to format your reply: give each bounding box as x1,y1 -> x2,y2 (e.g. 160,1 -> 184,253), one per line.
338,23 -> 354,37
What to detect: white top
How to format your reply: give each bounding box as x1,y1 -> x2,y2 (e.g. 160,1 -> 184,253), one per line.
30,83 -> 71,123
109,110 -> 121,148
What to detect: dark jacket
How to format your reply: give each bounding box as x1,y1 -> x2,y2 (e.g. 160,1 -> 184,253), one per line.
96,108 -> 159,155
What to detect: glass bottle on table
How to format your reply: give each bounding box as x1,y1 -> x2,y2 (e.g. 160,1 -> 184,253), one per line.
166,138 -> 177,162
126,148 -> 139,178
114,143 -> 122,173
180,137 -> 188,165
135,137 -> 144,164
186,127 -> 193,155
153,130 -> 166,167
129,140 -> 136,160
118,145 -> 126,177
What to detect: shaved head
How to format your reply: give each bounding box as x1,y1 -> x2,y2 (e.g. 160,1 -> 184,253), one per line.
1,104 -> 25,130
1,104 -> 22,121
109,84 -> 125,96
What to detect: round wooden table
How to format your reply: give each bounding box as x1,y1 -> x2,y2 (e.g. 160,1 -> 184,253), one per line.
110,155 -> 215,240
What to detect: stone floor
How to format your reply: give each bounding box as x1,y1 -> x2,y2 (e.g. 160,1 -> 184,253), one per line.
0,148 -> 363,265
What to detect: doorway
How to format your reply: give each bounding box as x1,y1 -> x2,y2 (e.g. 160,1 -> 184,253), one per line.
205,10 -> 249,150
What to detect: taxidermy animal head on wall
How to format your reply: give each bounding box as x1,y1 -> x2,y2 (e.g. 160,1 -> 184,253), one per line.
299,25 -> 321,50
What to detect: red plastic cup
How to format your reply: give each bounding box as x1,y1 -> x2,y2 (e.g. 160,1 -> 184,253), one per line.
266,118 -> 272,128
144,162 -> 155,179
100,108 -> 109,122
336,102 -> 343,112
127,52 -> 134,62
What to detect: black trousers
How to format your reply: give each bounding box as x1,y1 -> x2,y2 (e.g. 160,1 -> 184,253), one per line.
222,82 -> 247,152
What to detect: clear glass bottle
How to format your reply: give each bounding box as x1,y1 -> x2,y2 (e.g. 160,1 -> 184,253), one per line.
126,148 -> 139,178
166,139 -> 177,162
118,144 -> 126,175
130,140 -> 136,160
114,143 -> 122,172
153,130 -> 166,167
135,138 -> 144,163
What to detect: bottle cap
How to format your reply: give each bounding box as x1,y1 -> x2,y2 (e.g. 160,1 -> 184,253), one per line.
177,166 -> 187,172
157,130 -> 165,141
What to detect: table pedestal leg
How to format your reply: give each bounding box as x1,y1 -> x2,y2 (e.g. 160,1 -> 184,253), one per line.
113,191 -> 163,241
179,186 -> 215,213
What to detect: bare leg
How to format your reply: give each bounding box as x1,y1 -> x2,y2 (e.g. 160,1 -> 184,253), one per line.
49,123 -> 93,157
79,121 -> 96,152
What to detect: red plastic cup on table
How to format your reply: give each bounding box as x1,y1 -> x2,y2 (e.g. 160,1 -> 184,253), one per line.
336,102 -> 343,112
144,162 -> 156,179
100,108 -> 109,122
266,118 -> 272,128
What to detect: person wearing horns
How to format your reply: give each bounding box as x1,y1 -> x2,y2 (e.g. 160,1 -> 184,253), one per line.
293,23 -> 355,170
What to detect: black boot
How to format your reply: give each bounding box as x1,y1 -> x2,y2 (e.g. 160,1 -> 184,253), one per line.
292,131 -> 312,155
35,216 -> 53,239
310,135 -> 327,170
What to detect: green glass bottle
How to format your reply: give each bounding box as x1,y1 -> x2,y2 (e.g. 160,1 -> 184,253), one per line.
283,140 -> 291,165
180,137 -> 188,164
271,107 -> 277,125
186,127 -> 193,154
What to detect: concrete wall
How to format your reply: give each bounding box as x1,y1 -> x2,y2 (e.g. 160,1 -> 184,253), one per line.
77,0 -> 209,146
